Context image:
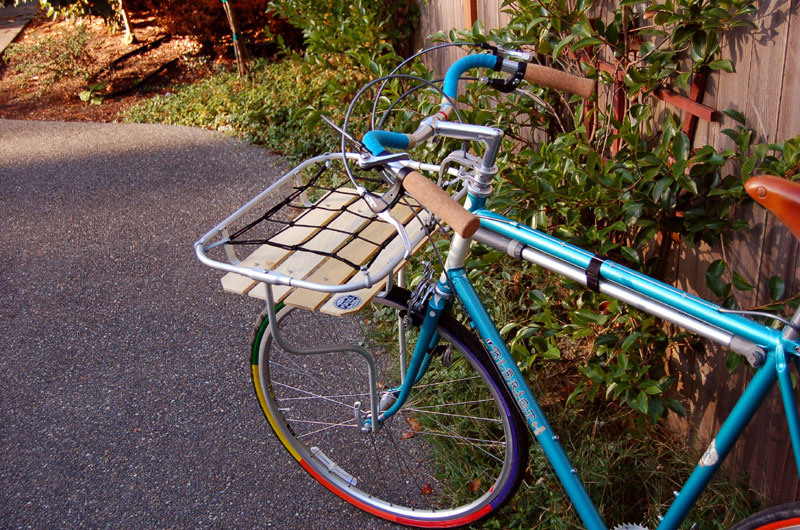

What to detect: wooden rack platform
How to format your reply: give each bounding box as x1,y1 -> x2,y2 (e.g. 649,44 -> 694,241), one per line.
220,186 -> 430,316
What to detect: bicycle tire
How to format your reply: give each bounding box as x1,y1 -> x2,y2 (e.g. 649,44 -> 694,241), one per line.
250,287 -> 529,527
731,503 -> 800,529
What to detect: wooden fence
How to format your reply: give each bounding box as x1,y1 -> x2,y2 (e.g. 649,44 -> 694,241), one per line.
416,0 -> 800,504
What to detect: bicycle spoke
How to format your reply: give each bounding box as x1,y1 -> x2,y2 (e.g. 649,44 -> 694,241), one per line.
272,380 -> 367,411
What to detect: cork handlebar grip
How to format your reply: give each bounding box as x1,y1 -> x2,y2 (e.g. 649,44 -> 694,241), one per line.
402,170 -> 481,238
524,64 -> 595,99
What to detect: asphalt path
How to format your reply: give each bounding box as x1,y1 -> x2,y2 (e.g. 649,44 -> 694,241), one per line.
0,119 -> 402,529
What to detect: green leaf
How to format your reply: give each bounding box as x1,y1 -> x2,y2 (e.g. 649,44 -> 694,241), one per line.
671,25 -> 695,47
500,322 -> 520,335
741,156 -> 757,180
690,30 -> 707,62
571,37 -> 603,52
706,259 -> 727,279
620,246 -> 641,264
553,35 -> 575,59
709,59 -> 735,73
731,271 -> 754,291
673,132 -> 690,161
571,19 -> 595,38
648,398 -> 665,423
769,276 -> 786,301
725,351 -> 745,372
644,383 -> 663,395
471,18 -> 485,37
583,363 -> 606,383
722,108 -> 746,124
634,391 -> 649,414
542,345 -> 562,359
665,398 -> 686,417
785,136 -> 800,166
675,71 -> 691,92
676,173 -> 698,194
620,331 -> 641,352
574,308 -> 606,325
618,352 -> 629,371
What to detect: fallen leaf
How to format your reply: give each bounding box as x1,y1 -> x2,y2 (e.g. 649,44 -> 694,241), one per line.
405,416 -> 422,432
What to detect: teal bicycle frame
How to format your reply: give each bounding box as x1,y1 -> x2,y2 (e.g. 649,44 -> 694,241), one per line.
381,196 -> 800,530
361,51 -> 800,529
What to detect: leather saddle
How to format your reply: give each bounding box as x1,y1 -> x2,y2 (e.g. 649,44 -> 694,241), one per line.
745,175 -> 800,242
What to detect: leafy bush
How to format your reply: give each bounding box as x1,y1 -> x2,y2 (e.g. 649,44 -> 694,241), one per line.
126,0 -> 420,160
2,20 -> 93,92
432,0 -> 800,425
268,0 -> 418,61
125,57 -> 341,160
477,400 -> 759,529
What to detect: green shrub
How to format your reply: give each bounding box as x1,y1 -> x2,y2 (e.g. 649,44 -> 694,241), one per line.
435,0 -> 800,425
477,400 -> 760,529
2,20 -> 93,92
125,57 -> 347,160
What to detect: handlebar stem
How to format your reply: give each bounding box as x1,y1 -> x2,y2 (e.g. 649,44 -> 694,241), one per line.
433,121 -> 504,195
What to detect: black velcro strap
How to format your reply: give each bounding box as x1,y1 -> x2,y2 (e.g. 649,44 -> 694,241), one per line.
586,254 -> 605,292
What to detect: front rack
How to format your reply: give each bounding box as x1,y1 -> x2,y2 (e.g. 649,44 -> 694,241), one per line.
195,152 -> 436,316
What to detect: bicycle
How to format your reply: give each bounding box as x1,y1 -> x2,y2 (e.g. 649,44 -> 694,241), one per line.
195,45 -> 800,529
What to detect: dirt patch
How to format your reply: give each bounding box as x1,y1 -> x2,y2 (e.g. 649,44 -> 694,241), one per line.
0,10 -> 217,122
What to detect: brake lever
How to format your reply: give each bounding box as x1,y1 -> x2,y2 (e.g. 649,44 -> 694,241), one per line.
358,151 -> 410,170
357,169 -> 413,259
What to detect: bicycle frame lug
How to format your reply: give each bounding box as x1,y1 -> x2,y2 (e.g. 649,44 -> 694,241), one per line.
745,347 -> 766,368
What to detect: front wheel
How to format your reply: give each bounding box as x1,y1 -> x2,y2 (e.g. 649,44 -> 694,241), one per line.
731,503 -> 800,529
250,287 -> 529,528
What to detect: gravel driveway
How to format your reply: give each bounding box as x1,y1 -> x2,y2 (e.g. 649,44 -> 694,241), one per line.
0,119 -> 402,529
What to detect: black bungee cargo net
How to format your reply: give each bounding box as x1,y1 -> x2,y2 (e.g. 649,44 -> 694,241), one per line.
225,161 -> 430,274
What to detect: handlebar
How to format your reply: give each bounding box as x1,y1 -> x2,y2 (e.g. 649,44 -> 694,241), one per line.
360,52 -> 594,239
400,169 -> 481,238
523,63 -> 594,99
